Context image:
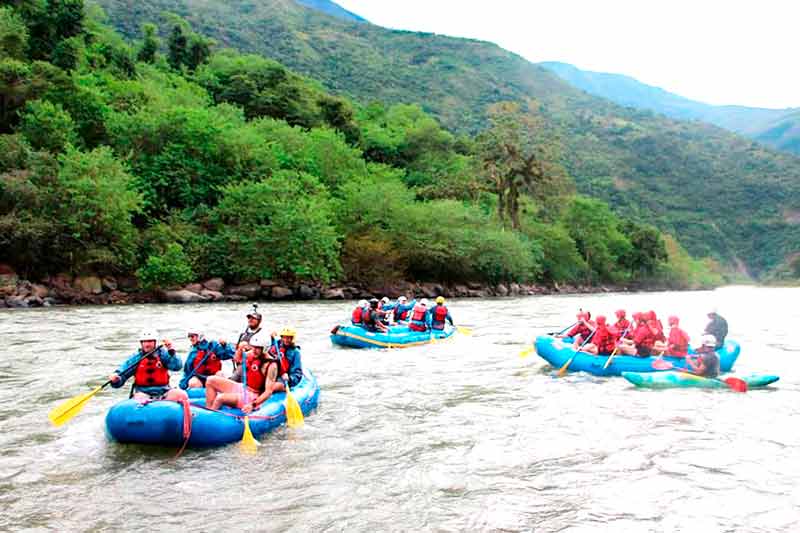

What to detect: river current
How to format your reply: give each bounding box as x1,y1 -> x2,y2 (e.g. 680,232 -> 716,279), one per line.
1,286 -> 798,532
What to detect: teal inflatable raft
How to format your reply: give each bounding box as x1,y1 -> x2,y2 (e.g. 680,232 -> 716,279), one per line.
534,335 -> 740,376
105,373 -> 320,448
330,324 -> 455,349
622,371 -> 779,389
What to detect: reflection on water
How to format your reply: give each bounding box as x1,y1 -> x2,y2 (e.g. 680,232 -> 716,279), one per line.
0,286 -> 799,531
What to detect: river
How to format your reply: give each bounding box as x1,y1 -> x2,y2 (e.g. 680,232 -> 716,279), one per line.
0,286 -> 798,532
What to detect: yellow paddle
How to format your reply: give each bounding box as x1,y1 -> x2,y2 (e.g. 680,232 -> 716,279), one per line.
285,382 -> 305,429
49,345 -> 162,427
557,330 -> 595,377
603,324 -> 633,370
49,383 -> 107,427
456,326 -> 472,335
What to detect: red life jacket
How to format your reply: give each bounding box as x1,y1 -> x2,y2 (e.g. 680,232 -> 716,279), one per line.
134,353 -> 170,387
431,305 -> 448,329
245,352 -> 268,394
594,326 -> 616,354
411,305 -> 427,322
614,319 -> 631,338
667,327 -> 689,356
567,323 -> 592,339
633,322 -> 654,349
268,344 -> 291,376
191,349 -> 221,376
352,307 -> 363,324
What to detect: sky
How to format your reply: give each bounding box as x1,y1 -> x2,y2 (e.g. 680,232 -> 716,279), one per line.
334,0 -> 800,109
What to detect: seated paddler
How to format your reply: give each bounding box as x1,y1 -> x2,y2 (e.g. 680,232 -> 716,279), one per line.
179,329 -> 234,389
109,329 -> 188,402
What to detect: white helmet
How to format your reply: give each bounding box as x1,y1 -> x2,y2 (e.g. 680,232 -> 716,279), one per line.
398,296 -> 407,303
249,332 -> 267,348
420,298 -> 429,307
701,334 -> 717,347
381,296 -> 390,304
138,329 -> 158,342
187,329 -> 204,338
358,299 -> 368,307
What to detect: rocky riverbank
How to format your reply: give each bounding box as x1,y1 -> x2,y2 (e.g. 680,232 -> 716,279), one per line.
0,264 -> 662,309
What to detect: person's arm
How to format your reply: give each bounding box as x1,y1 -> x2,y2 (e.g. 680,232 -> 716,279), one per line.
287,348 -> 303,388
446,311 -> 454,326
213,340 -> 235,360
159,343 -> 182,371
109,351 -> 141,388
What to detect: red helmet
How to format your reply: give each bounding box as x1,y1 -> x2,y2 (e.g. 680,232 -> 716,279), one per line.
632,312 -> 643,320
668,316 -> 679,326
615,309 -> 626,318
596,315 -> 607,326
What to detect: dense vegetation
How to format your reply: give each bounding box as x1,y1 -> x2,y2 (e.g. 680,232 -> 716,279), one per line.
0,1 -> 721,291
541,61 -> 800,156
94,0 -> 800,279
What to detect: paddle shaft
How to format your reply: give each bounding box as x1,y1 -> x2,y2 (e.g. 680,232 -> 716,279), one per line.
603,324 -> 633,369
557,329 -> 596,376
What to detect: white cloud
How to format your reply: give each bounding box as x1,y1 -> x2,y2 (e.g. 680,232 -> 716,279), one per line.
335,0 -> 800,109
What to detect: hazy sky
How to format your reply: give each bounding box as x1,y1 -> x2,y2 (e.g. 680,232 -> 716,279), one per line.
334,0 -> 800,109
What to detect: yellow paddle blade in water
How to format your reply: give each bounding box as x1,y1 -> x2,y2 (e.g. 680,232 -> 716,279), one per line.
518,346 -> 534,358
240,416 -> 259,453
556,355 -> 575,377
456,326 -> 473,336
48,384 -> 105,427
285,386 -> 305,429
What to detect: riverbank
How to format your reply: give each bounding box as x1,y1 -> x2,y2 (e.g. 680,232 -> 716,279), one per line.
0,264 -> 691,309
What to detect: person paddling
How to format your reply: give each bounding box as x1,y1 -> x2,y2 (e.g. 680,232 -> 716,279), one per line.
363,298 -> 389,332
686,334 -> 720,378
429,296 -> 454,330
382,296 -> 416,323
408,299 -> 430,332
179,330 -> 234,389
613,310 -> 631,339
109,330 -> 188,402
351,299 -> 368,326
557,311 -> 594,347
582,315 -> 616,355
205,332 -> 277,411
704,309 -> 728,349
654,316 -> 689,357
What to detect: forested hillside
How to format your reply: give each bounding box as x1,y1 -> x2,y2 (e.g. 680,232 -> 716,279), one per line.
94,0 -> 800,278
2,1 -> 721,295
541,61 -> 800,156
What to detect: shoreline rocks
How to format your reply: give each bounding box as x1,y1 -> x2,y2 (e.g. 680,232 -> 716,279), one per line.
0,264 -> 692,309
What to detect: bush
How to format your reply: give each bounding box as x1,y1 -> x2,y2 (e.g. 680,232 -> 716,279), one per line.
19,100 -> 78,152
136,242 -> 194,290
207,170 -> 341,282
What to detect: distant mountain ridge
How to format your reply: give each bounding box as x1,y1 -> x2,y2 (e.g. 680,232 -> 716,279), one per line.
540,61 -> 800,155
295,0 -> 366,22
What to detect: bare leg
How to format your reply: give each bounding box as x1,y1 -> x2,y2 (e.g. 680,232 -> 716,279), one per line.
164,388 -> 189,401
187,376 -> 204,389
582,343 -> 599,355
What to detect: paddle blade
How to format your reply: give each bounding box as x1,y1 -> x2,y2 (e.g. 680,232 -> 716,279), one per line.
48,385 -> 104,427
724,377 -> 748,393
556,356 -> 575,377
240,416 -> 259,453
285,388 -> 305,429
456,326 -> 473,336
652,358 -> 673,371
518,346 -> 534,359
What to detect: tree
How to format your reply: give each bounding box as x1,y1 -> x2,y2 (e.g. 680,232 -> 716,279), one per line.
167,24 -> 187,70
0,6 -> 28,60
136,243 -> 194,290
136,23 -> 159,64
477,101 -> 567,230
19,99 -> 78,152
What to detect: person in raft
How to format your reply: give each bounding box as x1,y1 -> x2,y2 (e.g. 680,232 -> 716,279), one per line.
613,310 -> 631,339
179,330 -> 235,389
653,316 -> 689,357
687,334 -> 720,378
264,326 -> 303,395
429,296 -> 454,331
618,312 -> 653,356
581,315 -> 617,355
557,311 -> 594,347
381,296 -> 416,324
109,330 -> 188,402
704,309 -> 728,349
362,298 -> 389,332
351,299 -> 369,326
205,332 -> 276,411
408,298 -> 431,332
237,307 -> 263,349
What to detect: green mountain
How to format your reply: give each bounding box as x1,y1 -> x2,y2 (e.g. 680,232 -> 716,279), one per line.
94,0 -> 800,277
541,61 -> 800,155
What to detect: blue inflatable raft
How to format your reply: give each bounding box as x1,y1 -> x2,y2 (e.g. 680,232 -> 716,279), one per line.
330,324 -> 456,349
534,335 -> 740,377
105,373 -> 320,448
